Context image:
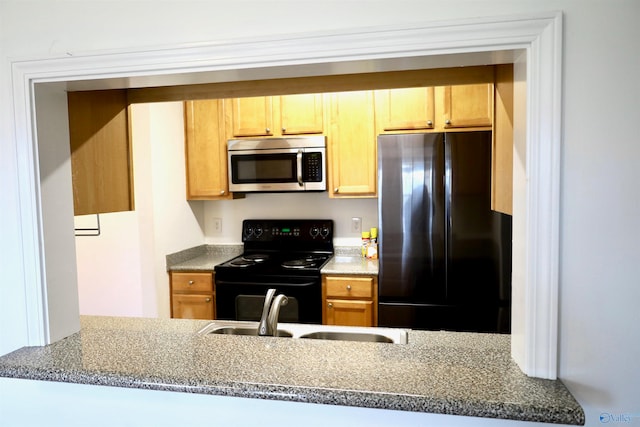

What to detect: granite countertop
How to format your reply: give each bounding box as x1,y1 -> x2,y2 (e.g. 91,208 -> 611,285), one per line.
0,316 -> 584,425
166,244 -> 242,271
166,245 -> 378,275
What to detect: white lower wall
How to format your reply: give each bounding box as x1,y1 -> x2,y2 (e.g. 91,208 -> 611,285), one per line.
75,212 -> 144,316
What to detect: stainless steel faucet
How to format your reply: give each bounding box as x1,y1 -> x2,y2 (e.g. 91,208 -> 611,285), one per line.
258,289 -> 288,336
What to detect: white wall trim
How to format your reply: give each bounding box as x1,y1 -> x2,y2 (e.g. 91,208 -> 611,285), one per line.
10,11 -> 562,378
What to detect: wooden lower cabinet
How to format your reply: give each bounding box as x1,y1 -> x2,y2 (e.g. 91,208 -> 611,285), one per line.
170,271 -> 215,320
322,275 -> 378,327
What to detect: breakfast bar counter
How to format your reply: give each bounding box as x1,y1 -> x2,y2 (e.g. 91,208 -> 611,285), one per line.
0,316 -> 584,425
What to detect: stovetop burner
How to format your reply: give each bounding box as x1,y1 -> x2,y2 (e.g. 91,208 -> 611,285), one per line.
281,255 -> 328,269
243,253 -> 270,262
228,253 -> 271,267
215,219 -> 334,277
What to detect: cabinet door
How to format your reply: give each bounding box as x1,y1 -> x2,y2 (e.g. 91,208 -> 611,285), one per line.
171,294 -> 214,320
327,91 -> 377,197
375,87 -> 435,132
442,84 -> 493,128
184,100 -> 232,200
229,96 -> 273,137
68,89 -> 133,215
325,299 -> 374,327
279,93 -> 324,135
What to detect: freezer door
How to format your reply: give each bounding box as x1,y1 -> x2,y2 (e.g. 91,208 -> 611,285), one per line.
377,133 -> 446,303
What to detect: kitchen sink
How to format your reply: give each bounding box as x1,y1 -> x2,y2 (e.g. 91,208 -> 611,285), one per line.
198,321 -> 408,344
299,331 -> 394,343
208,327 -> 293,337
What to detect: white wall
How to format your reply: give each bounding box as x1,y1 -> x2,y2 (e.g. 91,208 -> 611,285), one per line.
2,1 -> 639,426
204,194 -> 377,246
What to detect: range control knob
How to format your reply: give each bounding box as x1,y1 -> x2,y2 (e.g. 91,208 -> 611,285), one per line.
254,226 -> 263,238
244,226 -> 254,238
320,226 -> 330,238
310,226 -> 320,238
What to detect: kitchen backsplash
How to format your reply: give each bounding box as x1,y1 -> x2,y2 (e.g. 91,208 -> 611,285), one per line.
201,192 -> 379,247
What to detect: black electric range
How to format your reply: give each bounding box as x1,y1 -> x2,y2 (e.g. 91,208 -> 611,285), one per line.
214,219 -> 333,323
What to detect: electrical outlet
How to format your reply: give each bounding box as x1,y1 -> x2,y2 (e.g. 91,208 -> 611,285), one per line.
351,217 -> 362,233
212,218 -> 222,234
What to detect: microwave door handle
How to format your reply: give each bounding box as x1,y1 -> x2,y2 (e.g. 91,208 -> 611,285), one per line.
297,150 -> 304,187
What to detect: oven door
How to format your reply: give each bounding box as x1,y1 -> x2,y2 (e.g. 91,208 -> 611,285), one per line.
215,278 -> 322,324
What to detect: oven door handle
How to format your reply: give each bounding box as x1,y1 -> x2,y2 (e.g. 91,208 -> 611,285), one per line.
296,149 -> 304,187
215,279 -> 318,288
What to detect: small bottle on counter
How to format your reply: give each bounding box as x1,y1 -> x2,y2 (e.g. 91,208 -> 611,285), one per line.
361,231 -> 371,258
367,227 -> 378,259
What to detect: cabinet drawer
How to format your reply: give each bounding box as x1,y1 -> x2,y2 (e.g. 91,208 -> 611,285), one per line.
171,272 -> 213,293
325,276 -> 374,298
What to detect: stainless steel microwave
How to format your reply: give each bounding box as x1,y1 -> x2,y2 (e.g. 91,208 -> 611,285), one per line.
227,136 -> 327,192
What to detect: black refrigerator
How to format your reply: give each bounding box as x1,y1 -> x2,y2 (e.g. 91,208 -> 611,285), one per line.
377,132 -> 512,333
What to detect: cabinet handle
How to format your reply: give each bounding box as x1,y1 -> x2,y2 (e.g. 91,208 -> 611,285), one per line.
427,120 -> 433,127
220,190 -> 225,195
282,127 -> 286,133
188,280 -> 195,285
265,128 -> 271,133
346,285 -> 352,291
205,298 -> 212,303
445,119 -> 451,125
334,188 -> 339,193
327,302 -> 333,308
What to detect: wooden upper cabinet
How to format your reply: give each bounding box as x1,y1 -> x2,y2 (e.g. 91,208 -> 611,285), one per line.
184,100 -> 233,200
326,91 -> 377,198
229,96 -> 274,137
375,87 -> 435,132
228,94 -> 323,138
68,89 -> 133,216
279,93 -> 324,135
441,83 -> 493,129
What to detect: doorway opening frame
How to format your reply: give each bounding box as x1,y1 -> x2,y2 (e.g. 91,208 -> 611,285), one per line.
10,12 -> 562,379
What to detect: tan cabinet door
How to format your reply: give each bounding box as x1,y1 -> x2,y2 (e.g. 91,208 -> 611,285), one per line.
68,89 -> 133,215
327,91 -> 377,197
375,87 -> 435,132
184,100 -> 231,200
280,93 -> 324,135
171,294 -> 214,320
325,299 -> 374,327
229,96 -> 274,137
442,84 -> 493,129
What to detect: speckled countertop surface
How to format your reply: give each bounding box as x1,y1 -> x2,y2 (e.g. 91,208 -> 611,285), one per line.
166,244 -> 378,275
0,316 -> 584,425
